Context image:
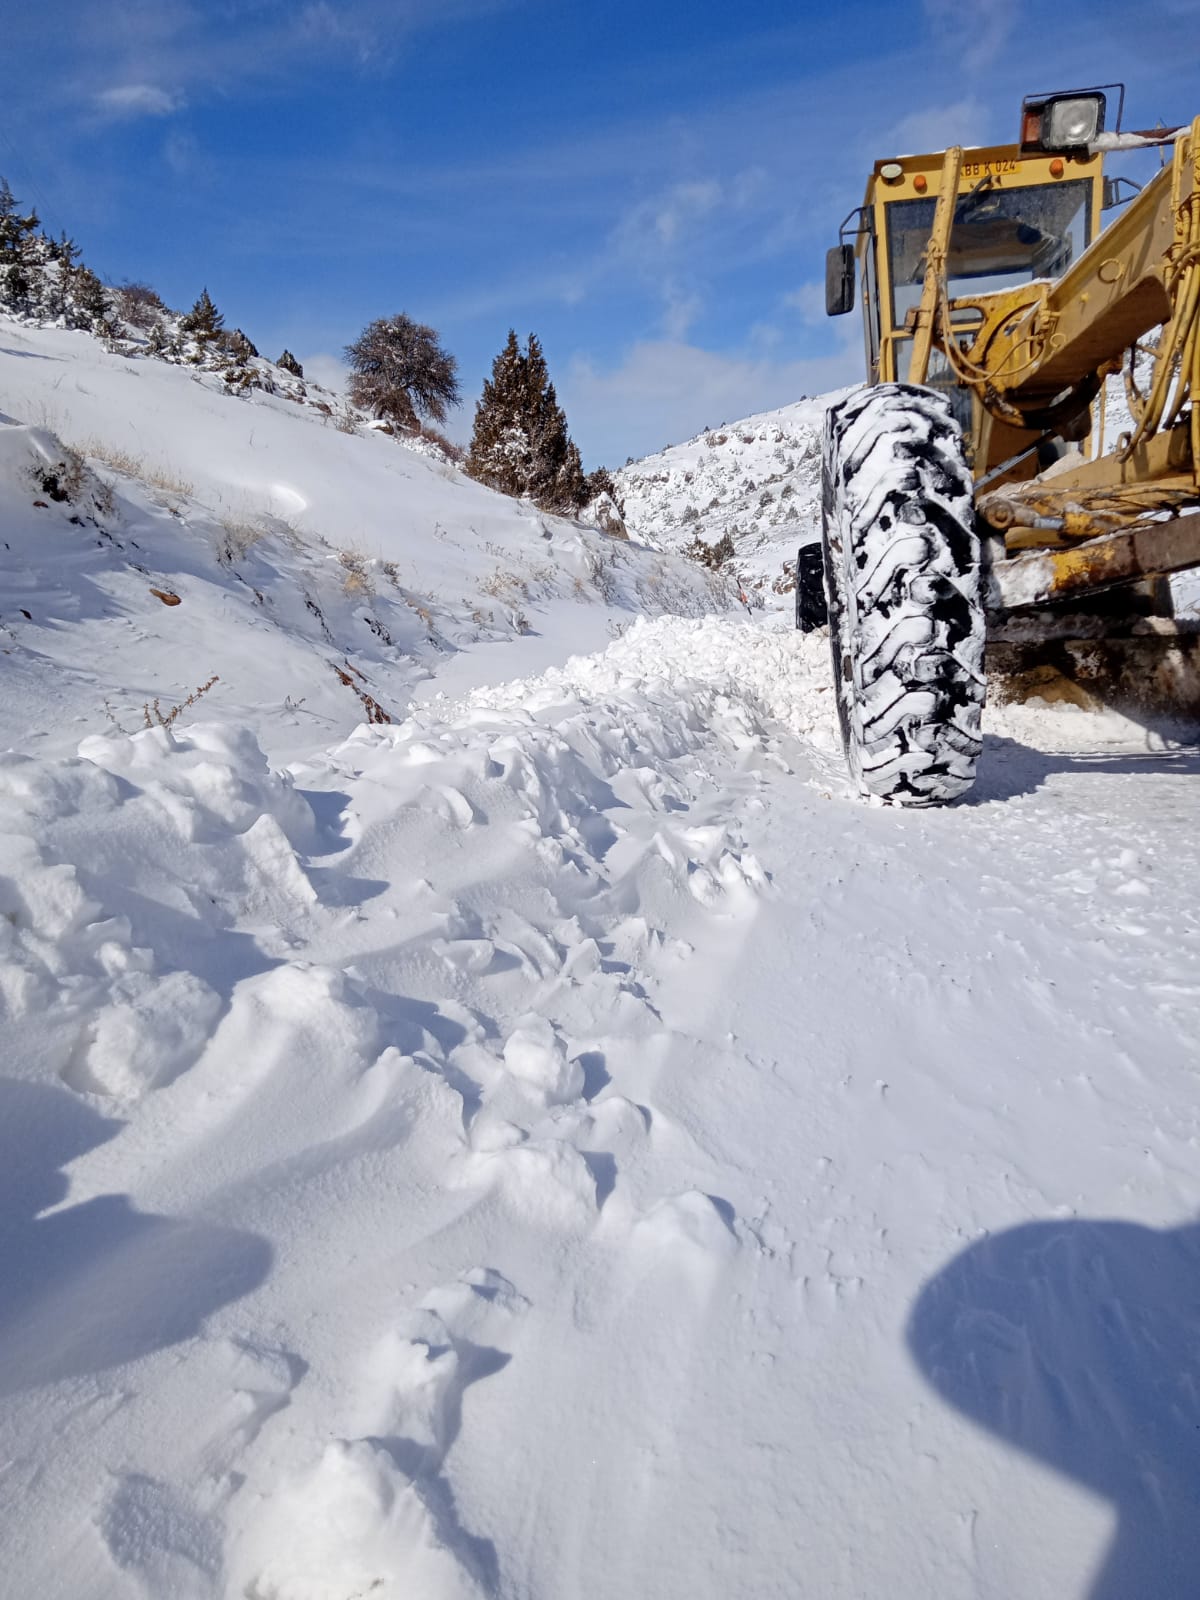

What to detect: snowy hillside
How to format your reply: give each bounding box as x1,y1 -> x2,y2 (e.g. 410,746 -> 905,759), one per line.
614,394 -> 848,599
0,320 -> 737,763
2,314 -> 1200,1600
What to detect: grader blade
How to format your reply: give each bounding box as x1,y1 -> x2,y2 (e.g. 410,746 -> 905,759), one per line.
991,512 -> 1200,609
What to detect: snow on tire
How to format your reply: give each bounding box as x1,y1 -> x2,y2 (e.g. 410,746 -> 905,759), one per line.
821,383 -> 985,806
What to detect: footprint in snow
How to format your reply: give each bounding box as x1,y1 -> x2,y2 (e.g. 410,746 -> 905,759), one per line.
349,1268 -> 526,1473
459,1130 -> 598,1227
230,1438 -> 487,1600
500,1014 -> 584,1104
99,1473 -> 223,1600
232,1271 -> 524,1600
630,1189 -> 741,1294
198,1333 -> 308,1475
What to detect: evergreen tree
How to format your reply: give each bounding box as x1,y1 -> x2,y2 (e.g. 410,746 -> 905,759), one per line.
277,349 -> 304,379
344,314 -> 460,429
63,263 -> 114,334
0,178 -> 40,309
16,229 -> 47,312
180,287 -> 224,345
466,330 -> 528,496
43,233 -> 82,317
467,331 -> 590,513
584,466 -> 620,507
683,530 -> 737,570
551,436 -> 588,515
46,230 -> 81,269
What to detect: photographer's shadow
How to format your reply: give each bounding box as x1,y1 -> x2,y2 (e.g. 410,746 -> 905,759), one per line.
0,1078 -> 271,1396
908,1216 -> 1200,1598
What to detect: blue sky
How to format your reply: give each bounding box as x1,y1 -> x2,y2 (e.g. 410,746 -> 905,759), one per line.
4,0 -> 1200,465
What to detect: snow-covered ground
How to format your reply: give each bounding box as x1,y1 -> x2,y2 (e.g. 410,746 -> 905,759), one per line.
2,317 -> 1199,1600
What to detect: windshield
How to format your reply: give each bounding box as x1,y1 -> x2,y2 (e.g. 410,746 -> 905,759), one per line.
887,179 -> 1092,325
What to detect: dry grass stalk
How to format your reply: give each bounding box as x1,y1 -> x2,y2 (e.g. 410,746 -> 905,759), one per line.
75,437 -> 194,500
338,550 -> 375,597
143,674 -> 219,730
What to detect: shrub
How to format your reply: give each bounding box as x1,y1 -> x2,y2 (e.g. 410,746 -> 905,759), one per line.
114,280 -> 167,329
584,465 -> 623,514
143,675 -> 219,730
416,423 -> 467,463
683,531 -> 736,570
217,327 -> 258,360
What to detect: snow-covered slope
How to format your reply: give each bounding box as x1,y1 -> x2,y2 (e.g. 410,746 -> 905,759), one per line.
614,393 -> 852,600
2,316 -> 1200,1600
0,320 -> 737,763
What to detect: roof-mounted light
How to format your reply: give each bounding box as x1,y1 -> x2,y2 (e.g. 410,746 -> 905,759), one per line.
1021,90 -> 1107,153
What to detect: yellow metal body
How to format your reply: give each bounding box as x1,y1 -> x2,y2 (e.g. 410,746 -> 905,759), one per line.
860,141 -> 1106,406
853,116 -> 1200,609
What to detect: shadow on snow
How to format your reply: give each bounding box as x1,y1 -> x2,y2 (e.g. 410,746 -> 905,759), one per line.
966,736 -> 1200,803
0,1077 -> 271,1396
908,1215 -> 1200,1599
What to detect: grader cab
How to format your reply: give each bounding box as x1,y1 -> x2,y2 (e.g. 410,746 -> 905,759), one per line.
802,87 -> 1200,804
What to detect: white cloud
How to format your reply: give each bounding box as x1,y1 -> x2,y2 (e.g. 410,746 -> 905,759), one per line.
615,179 -> 723,260
748,321 -> 784,351
781,282 -> 828,326
875,98 -> 987,161
661,282 -> 703,341
76,0 -> 525,105
923,0 -> 1013,77
296,352 -> 349,394
163,130 -> 213,182
563,338 -> 862,467
95,83 -> 182,118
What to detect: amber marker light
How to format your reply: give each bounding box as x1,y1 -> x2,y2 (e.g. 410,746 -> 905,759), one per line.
1049,157 -> 1065,177
913,174 -> 928,192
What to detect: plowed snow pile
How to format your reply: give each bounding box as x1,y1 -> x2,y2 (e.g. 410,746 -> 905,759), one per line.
2,316 -> 1199,1600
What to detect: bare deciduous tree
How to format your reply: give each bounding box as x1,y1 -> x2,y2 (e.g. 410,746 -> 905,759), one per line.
344,314 -> 460,431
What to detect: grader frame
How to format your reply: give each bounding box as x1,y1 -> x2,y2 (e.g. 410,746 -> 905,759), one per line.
828,92 -> 1200,718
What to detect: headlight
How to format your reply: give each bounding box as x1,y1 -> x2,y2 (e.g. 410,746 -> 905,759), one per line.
1045,96 -> 1104,148
1020,90 -> 1106,153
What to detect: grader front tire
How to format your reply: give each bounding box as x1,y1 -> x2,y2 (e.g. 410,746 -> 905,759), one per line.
821,384 -> 986,805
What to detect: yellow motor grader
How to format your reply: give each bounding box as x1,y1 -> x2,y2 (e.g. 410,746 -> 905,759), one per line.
802,86 -> 1200,804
